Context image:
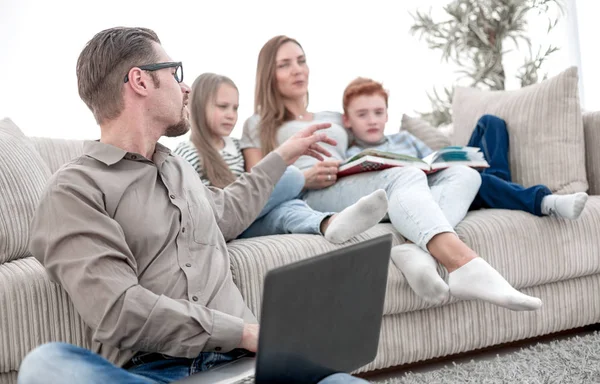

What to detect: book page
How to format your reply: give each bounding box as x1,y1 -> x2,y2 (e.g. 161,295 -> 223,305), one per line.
344,148 -> 427,166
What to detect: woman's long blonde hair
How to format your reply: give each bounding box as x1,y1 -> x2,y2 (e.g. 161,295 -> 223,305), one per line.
189,73 -> 238,188
254,35 -> 305,155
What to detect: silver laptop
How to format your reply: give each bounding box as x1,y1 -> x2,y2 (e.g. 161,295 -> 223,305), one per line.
175,234 -> 392,384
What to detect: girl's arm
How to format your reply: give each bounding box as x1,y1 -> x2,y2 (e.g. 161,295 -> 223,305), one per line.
240,115 -> 265,172
242,148 -> 263,172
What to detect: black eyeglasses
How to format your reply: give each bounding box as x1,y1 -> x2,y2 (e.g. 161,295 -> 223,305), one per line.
124,61 -> 183,83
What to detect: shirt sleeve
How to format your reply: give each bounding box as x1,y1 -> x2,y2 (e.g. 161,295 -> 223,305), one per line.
239,115 -> 262,150
206,151 -> 287,240
410,134 -> 434,158
29,174 -> 243,358
345,145 -> 363,159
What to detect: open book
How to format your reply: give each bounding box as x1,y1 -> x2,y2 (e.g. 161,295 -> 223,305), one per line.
338,146 -> 490,178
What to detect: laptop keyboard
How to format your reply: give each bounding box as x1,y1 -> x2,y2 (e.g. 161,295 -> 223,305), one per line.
233,374 -> 255,384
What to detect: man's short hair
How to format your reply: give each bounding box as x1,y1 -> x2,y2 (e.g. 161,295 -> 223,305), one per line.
76,27 -> 161,124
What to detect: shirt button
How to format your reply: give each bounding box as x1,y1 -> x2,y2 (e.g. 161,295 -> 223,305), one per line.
170,194 -> 176,199
182,227 -> 186,233
215,347 -> 222,352
185,263 -> 191,267
192,296 -> 198,302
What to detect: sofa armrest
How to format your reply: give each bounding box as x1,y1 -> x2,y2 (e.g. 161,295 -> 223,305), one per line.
583,112 -> 600,195
0,257 -> 91,374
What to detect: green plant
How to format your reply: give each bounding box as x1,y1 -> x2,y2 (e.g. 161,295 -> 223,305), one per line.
410,0 -> 564,127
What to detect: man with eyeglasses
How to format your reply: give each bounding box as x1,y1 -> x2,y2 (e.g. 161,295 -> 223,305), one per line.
17,27 -> 366,384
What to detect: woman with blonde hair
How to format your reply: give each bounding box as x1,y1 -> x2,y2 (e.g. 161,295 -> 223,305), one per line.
174,72 -> 388,241
240,35 -> 542,311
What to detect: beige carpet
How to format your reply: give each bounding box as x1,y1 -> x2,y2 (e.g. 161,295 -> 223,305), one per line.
373,331 -> 600,383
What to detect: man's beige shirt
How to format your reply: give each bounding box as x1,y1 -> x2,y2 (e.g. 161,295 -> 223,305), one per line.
29,141 -> 287,366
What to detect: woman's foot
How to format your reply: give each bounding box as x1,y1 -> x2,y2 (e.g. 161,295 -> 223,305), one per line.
322,189 -> 388,244
390,243 -> 449,304
448,257 -> 542,311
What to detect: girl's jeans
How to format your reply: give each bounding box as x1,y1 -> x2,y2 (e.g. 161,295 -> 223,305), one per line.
240,166 -> 334,238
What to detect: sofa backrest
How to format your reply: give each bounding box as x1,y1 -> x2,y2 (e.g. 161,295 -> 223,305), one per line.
29,137 -> 85,174
403,110 -> 600,197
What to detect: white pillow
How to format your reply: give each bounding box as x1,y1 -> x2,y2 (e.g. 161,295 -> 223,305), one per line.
401,114 -> 451,151
452,67 -> 588,194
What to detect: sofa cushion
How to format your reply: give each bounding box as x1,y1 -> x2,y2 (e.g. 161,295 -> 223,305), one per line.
0,119 -> 51,264
583,111 -> 600,195
451,67 -> 588,194
401,114 -> 451,151
228,225 -> 441,316
29,137 -> 85,174
456,196 -> 600,289
229,198 -> 600,317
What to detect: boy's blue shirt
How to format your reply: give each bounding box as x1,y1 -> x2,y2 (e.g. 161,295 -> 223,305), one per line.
346,131 -> 434,159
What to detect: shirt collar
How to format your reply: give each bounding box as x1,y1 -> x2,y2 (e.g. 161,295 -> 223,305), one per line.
84,140 -> 172,166
352,134 -> 387,149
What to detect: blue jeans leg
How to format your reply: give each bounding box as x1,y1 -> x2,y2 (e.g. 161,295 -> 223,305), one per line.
18,342 -> 154,384
17,343 -> 247,384
126,349 -> 247,382
238,166 -> 308,238
468,114 -> 551,215
17,343 -> 362,384
255,165 -> 305,220
240,199 -> 334,238
477,173 -> 552,216
467,114 -> 512,181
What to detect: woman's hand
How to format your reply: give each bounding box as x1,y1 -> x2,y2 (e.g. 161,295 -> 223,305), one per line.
303,160 -> 341,190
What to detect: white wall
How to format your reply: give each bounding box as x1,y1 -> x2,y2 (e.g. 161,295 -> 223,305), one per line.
575,0 -> 600,111
0,0 -> 586,148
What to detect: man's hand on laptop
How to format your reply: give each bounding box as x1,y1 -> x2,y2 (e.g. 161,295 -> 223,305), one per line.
239,323 -> 259,352
274,123 -> 336,165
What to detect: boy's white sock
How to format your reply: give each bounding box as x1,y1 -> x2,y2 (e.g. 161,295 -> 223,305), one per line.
541,192 -> 588,219
324,189 -> 388,244
390,243 -> 449,304
449,258 -> 542,311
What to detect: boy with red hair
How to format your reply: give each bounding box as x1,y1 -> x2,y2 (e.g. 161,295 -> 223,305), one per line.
341,77 -> 588,303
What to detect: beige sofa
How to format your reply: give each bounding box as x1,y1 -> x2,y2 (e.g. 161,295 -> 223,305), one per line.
1,77 -> 599,382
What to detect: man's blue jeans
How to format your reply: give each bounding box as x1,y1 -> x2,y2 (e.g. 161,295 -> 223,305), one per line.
17,342 -> 369,384
468,114 -> 552,216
